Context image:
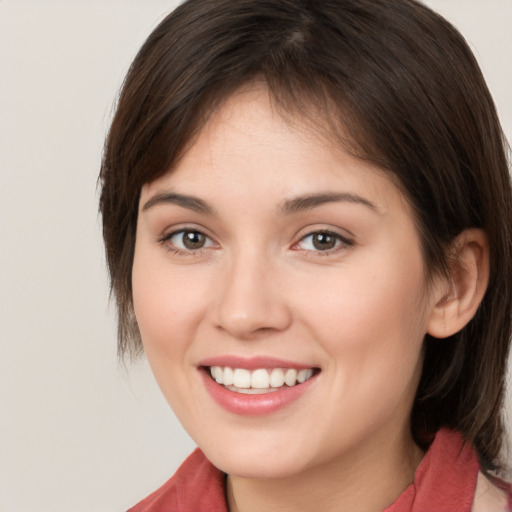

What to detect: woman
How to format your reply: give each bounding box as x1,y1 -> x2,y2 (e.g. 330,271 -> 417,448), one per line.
99,0 -> 512,510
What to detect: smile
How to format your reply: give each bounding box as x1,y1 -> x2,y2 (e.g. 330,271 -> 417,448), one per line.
200,360 -> 319,415
209,366 -> 315,394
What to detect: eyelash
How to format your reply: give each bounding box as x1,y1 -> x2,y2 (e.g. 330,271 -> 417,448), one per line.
158,229 -> 217,257
158,228 -> 354,257
294,230 -> 354,255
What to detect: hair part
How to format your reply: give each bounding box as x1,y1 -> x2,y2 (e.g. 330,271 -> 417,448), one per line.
100,0 -> 512,471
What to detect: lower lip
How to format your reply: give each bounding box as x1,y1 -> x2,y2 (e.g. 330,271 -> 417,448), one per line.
200,369 -> 317,416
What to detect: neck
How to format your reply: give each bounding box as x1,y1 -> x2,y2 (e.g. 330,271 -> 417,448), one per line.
226,425 -> 424,512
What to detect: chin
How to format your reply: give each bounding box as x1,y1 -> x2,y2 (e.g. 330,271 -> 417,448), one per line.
210,453 -> 308,480
199,433 -> 319,479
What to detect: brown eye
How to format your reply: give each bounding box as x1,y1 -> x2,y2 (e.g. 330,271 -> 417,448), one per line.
312,232 -> 337,250
181,231 -> 206,249
296,230 -> 352,253
164,229 -> 214,252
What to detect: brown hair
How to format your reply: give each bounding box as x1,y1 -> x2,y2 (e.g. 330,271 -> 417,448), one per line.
99,0 -> 512,471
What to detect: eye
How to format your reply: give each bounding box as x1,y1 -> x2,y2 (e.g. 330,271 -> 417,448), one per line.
296,231 -> 352,252
163,229 -> 216,252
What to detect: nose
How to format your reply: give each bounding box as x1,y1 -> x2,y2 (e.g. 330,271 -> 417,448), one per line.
211,251 -> 292,340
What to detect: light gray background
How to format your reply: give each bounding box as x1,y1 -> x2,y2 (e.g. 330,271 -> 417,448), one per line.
0,1 -> 510,511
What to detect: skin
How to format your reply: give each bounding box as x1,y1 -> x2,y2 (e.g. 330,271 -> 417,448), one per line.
132,84 -> 450,512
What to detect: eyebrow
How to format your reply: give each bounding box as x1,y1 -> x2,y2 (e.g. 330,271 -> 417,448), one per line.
277,192 -> 378,215
142,192 -> 216,215
142,190 -> 378,216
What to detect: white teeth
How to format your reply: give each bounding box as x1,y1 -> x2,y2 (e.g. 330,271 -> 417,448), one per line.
297,368 -> 313,383
233,368 -> 251,388
251,369 -> 270,388
208,366 -> 315,390
213,366 -> 223,383
223,366 -> 234,386
285,368 -> 298,386
270,368 -> 285,388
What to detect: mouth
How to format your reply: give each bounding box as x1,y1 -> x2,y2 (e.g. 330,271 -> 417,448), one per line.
198,356 -> 320,415
206,366 -> 317,395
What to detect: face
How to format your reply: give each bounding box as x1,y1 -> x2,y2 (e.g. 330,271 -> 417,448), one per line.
132,85 -> 437,479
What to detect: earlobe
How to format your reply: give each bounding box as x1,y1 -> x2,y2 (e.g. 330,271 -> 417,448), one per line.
427,229 -> 489,339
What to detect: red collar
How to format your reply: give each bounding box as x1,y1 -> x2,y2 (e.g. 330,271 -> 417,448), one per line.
128,429 -> 480,512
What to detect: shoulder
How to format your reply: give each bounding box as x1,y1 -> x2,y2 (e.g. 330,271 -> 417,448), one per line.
126,449 -> 227,512
472,472 -> 511,512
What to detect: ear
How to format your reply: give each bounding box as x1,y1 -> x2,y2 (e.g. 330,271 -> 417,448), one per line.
427,229 -> 489,339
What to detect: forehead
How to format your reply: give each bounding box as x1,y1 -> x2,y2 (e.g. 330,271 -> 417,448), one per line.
141,84 -> 408,215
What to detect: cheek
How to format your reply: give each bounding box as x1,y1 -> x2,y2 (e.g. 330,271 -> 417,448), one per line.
300,252 -> 428,395
130,245 -> 214,421
305,258 -> 426,336
131,246 -> 210,357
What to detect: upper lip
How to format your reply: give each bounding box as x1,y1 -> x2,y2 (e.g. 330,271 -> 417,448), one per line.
198,355 -> 317,370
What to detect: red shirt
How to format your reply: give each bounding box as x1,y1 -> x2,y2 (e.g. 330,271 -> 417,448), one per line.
127,429 -> 510,512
